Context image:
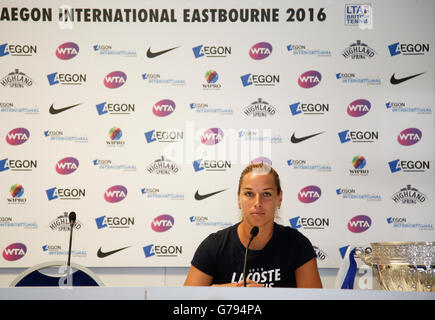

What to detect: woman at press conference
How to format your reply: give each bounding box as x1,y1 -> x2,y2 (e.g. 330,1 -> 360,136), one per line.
184,163 -> 322,288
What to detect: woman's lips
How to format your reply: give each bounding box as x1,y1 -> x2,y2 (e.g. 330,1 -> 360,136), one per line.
251,211 -> 265,215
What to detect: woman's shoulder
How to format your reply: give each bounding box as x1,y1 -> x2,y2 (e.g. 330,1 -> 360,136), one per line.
273,222 -> 311,242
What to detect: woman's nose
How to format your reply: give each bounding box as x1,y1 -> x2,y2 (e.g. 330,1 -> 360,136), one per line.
254,194 -> 263,208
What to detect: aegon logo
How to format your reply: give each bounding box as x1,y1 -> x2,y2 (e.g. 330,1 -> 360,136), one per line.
55,157 -> 79,175
3,243 -> 27,261
153,99 -> 176,117
143,244 -> 182,258
104,185 -> 127,203
298,185 -> 321,203
201,128 -> 224,145
151,214 -> 174,232
192,45 -> 231,58
104,71 -> 127,88
249,42 -> 272,60
397,128 -> 422,146
289,216 -> 329,230
193,159 -> 231,172
95,215 -> 134,229
298,70 -> 321,88
45,187 -> 85,201
388,42 -> 430,57
56,42 -> 79,60
47,72 -> 86,86
347,99 -> 371,117
289,102 -> 329,116
240,73 -> 279,87
6,127 -> 30,145
145,129 -> 183,143
338,130 -> 378,143
388,159 -> 430,173
96,102 -> 135,115
0,158 -> 37,172
0,43 -> 37,57
348,215 -> 371,233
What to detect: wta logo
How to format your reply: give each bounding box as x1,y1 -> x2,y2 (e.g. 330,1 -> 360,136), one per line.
3,243 -> 27,261
249,42 -> 272,60
104,71 -> 127,88
6,128 -> 29,145
201,128 -> 224,145
298,185 -> 321,203
104,185 -> 127,203
153,99 -> 176,117
10,184 -> 24,198
56,42 -> 79,60
347,99 -> 371,117
348,215 -> 371,233
298,70 -> 321,88
56,157 -> 79,175
151,214 -> 174,232
397,128 -> 422,146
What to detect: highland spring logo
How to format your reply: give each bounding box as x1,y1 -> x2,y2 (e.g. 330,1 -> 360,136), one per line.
1,69 -> 34,88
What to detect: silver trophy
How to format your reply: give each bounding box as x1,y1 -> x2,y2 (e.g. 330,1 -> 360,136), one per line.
355,242 -> 434,292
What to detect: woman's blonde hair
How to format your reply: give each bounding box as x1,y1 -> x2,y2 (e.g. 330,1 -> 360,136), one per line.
237,163 -> 282,195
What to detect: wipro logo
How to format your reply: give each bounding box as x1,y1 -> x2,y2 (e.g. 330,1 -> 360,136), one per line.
151,215 -> 174,232
347,99 -> 371,117
298,185 -> 321,203
104,71 -> 127,88
6,128 -> 29,145
104,185 -> 127,203
55,157 -> 79,175
397,128 -> 422,146
201,128 -> 224,145
348,215 -> 371,233
298,70 -> 321,88
249,42 -> 272,60
152,99 -> 176,117
56,42 -> 79,60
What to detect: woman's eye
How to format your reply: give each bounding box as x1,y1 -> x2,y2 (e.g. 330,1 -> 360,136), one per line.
245,191 -> 254,197
263,192 -> 272,197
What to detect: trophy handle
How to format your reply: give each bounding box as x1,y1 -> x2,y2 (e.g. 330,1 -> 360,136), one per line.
354,247 -> 373,267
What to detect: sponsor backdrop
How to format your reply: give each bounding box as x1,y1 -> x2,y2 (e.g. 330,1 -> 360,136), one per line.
0,0 -> 433,268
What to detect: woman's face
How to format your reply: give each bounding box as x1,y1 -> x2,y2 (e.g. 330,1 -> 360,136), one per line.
238,172 -> 282,229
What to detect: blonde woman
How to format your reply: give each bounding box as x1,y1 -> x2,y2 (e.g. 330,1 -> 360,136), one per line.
184,163 -> 322,288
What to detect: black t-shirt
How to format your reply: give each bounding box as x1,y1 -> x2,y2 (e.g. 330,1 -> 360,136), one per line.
191,222 -> 316,287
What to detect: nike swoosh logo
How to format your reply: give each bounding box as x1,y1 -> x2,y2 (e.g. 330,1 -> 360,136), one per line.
390,72 -> 425,85
291,131 -> 324,143
97,246 -> 130,258
49,103 -> 82,114
146,46 -> 179,58
194,189 -> 227,201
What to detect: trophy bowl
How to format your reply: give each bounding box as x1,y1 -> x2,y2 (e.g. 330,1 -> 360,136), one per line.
355,241 -> 434,292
